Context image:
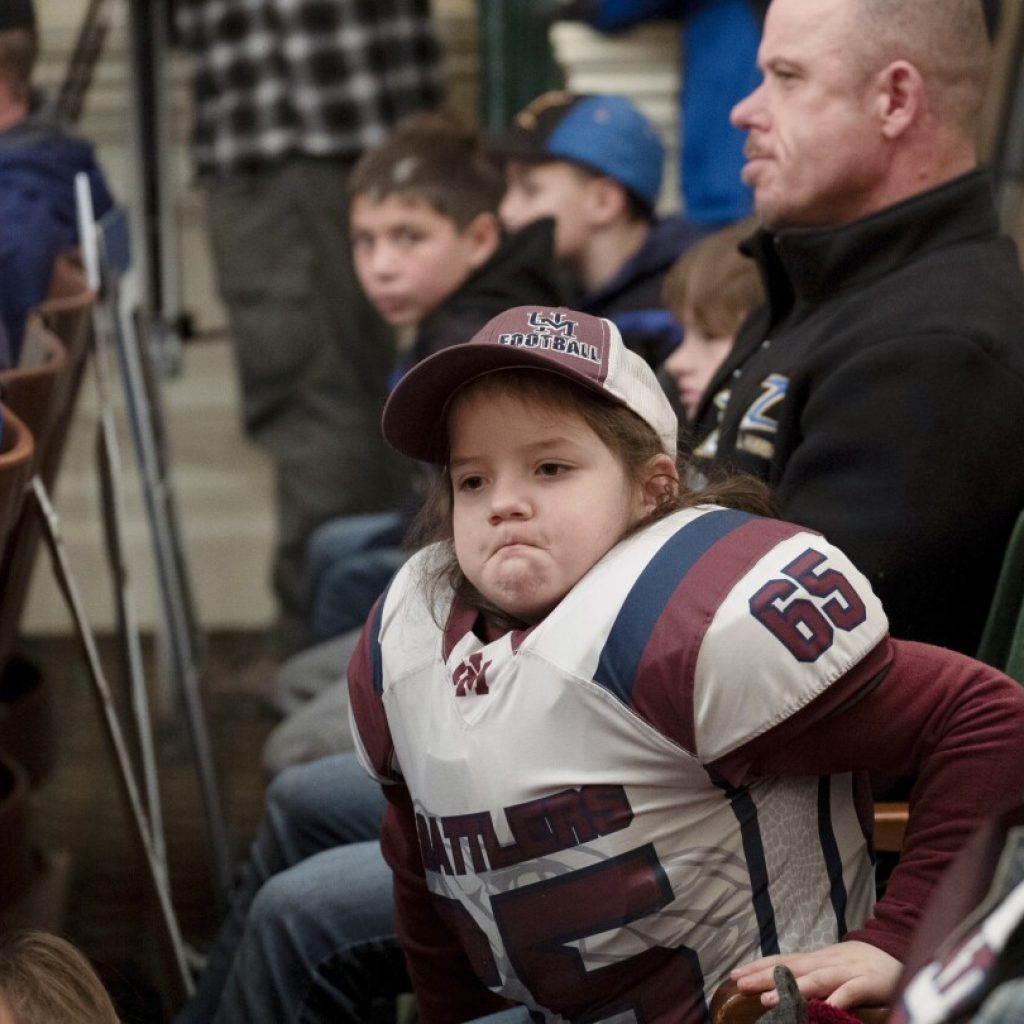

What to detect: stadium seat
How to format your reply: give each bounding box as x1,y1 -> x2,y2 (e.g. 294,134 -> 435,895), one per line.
0,262 -> 94,668
976,507 -> 1024,684
0,405 -> 33,549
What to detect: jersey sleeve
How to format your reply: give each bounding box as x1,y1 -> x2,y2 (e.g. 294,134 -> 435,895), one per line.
686,525 -> 890,765
738,639 -> 1024,961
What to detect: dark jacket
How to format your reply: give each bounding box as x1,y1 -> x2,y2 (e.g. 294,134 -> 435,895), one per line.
405,217 -> 568,373
692,170 -> 1024,655
579,214 -> 701,368
0,99 -> 113,366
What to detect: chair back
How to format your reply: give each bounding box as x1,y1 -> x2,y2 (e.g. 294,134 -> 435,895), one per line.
976,507 -> 1024,684
0,315 -> 69,457
0,407 -> 34,550
0,259 -> 94,663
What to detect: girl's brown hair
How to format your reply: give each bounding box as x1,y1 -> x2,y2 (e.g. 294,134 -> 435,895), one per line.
0,930 -> 119,1024
409,370 -> 774,629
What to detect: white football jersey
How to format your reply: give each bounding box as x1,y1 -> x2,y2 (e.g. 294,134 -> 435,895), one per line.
350,505 -> 889,1023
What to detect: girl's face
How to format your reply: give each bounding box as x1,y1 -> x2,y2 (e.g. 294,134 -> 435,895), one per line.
448,387 -> 654,624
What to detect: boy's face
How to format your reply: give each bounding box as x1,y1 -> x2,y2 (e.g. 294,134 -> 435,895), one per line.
351,194 -> 493,327
448,386 -> 643,624
499,161 -> 594,264
664,313 -> 738,422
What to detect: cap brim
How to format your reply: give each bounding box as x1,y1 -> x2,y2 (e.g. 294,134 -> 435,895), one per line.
382,343 -> 613,463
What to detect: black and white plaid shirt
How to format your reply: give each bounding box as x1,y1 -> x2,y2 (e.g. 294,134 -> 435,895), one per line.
173,0 -> 444,179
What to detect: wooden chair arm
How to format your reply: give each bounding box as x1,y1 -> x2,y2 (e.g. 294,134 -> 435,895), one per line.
874,801 -> 909,853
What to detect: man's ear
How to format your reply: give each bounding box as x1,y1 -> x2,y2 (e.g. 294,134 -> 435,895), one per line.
462,211 -> 502,270
639,452 -> 680,512
875,60 -> 923,140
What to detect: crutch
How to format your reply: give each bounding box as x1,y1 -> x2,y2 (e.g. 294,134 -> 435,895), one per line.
28,474 -> 192,997
87,220 -> 169,878
77,175 -> 234,898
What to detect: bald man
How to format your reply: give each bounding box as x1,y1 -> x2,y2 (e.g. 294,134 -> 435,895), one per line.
692,0 -> 1024,660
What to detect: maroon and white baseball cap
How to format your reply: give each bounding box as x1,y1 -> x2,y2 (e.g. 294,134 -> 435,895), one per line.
382,306 -> 679,463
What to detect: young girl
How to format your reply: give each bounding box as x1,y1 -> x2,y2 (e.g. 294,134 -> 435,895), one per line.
348,306 -> 1024,1024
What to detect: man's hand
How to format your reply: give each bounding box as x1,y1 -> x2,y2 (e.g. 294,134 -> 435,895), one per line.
730,941 -> 903,1010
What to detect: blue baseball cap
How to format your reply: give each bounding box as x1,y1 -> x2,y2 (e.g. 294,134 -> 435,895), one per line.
491,91 -> 664,211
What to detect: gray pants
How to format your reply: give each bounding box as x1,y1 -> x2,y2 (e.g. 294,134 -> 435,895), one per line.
206,157 -> 409,653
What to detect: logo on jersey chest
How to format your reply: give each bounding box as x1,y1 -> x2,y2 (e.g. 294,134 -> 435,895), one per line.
498,311 -> 599,364
452,651 -> 492,696
736,373 -> 789,461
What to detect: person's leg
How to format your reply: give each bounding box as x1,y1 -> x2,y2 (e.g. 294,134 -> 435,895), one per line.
312,545 -> 409,642
271,632 -> 360,718
175,753 -> 387,1023
213,839 -> 404,1024
306,512 -> 403,604
205,158 -> 409,655
262,677 -> 353,778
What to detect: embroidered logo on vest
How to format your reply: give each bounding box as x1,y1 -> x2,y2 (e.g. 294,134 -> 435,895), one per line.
452,652 -> 492,697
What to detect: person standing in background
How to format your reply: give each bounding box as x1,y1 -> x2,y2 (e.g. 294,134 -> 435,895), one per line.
0,0 -> 112,370
543,0 -> 762,231
172,0 -> 443,655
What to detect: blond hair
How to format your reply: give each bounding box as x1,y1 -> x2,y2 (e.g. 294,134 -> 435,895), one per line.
0,931 -> 120,1024
661,218 -> 762,339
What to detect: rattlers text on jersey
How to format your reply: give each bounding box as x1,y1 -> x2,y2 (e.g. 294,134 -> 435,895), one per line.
350,506 -> 890,1023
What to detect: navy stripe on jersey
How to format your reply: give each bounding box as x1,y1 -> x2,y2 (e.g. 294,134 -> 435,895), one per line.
729,784 -> 780,956
370,584 -> 392,697
593,508 -> 754,704
817,777 -> 849,936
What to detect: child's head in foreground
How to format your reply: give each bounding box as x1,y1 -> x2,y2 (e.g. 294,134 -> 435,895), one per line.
0,930 -> 119,1024
348,111 -> 505,328
382,306 -> 771,626
662,218 -> 763,421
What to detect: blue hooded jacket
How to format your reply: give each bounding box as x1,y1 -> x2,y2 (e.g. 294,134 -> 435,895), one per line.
0,100 -> 113,367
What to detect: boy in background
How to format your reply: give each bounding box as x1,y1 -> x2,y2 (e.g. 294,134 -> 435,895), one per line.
495,91 -> 696,369
660,218 -> 761,427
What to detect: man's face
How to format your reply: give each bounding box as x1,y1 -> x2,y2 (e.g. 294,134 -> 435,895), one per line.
499,161 -> 593,263
350,194 -> 491,327
730,0 -> 888,229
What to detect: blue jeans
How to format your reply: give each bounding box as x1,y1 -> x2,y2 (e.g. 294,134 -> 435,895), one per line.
174,753 -> 402,1024
306,512 -> 407,642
